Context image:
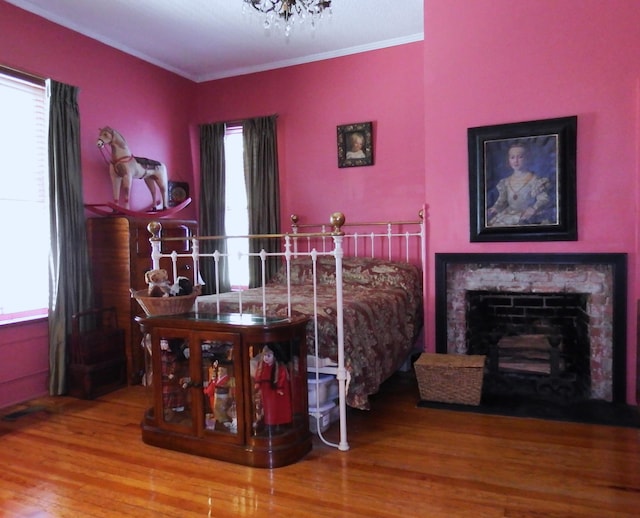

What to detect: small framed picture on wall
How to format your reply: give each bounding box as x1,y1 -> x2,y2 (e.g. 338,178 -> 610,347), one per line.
168,181 -> 189,207
337,122 -> 374,168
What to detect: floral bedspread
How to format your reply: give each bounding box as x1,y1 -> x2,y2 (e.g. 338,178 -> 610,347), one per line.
197,256 -> 423,410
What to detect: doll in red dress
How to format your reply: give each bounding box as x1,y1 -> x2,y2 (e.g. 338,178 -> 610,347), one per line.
253,345 -> 292,429
204,361 -> 233,425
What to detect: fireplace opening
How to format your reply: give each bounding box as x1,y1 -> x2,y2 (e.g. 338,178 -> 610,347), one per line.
466,290 -> 590,403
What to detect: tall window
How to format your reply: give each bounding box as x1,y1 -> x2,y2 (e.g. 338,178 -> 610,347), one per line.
224,125 -> 249,288
0,69 -> 49,323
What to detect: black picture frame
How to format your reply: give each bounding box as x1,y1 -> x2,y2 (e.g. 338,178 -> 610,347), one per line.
337,121 -> 373,168
468,116 -> 577,242
168,181 -> 189,207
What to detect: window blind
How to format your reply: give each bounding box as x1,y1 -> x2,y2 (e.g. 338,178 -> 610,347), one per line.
0,68 -> 49,322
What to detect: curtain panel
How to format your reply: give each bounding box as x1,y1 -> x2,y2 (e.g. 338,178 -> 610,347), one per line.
47,80 -> 94,395
243,115 -> 281,287
199,122 -> 230,294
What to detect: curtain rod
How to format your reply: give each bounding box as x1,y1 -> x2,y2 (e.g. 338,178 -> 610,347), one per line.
0,64 -> 46,86
206,113 -> 279,127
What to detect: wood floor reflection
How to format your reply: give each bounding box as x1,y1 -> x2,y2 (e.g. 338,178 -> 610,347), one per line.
1,371 -> 639,517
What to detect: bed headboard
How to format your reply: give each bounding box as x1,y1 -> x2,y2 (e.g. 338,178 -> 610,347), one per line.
289,210 -> 424,267
145,209 -> 425,288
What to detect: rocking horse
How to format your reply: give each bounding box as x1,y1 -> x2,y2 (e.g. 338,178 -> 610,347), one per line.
96,126 -> 169,212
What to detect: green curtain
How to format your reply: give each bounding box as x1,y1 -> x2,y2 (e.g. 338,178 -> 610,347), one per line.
243,115 -> 281,288
47,80 -> 94,395
199,122 -> 230,294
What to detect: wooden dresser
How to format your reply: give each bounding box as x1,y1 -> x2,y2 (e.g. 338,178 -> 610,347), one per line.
87,216 -> 197,385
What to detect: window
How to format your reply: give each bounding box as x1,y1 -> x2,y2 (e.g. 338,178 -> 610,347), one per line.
224,125 -> 249,288
0,68 -> 49,323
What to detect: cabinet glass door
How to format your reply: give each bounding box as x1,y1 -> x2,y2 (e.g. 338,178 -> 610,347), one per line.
156,333 -> 193,431
249,335 -> 306,437
201,335 -> 239,436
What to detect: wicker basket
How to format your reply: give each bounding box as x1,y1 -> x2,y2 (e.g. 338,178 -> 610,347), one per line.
131,286 -> 200,316
414,353 -> 486,406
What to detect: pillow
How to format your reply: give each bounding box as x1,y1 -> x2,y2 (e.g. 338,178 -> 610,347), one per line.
340,257 -> 422,292
270,256 -> 336,285
270,256 -> 422,294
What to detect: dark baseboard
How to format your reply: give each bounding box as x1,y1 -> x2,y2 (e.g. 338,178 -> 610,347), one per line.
417,393 -> 640,429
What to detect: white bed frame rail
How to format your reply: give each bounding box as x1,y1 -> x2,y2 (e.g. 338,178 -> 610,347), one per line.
146,210 -> 425,452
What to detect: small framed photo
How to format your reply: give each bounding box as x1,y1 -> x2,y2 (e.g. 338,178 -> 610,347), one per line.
168,181 -> 189,207
468,116 -> 577,242
337,122 -> 373,168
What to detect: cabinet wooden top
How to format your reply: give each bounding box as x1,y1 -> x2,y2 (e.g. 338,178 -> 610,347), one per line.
135,312 -> 308,333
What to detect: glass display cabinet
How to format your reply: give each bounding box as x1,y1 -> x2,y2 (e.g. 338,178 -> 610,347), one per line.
136,312 -> 311,468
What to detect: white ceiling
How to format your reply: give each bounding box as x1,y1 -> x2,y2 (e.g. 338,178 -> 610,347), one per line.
7,0 -> 424,83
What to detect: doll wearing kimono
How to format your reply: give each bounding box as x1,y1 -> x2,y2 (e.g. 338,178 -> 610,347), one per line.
253,345 -> 292,427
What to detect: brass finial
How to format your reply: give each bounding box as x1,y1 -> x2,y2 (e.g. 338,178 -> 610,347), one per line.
290,214 -> 299,225
147,221 -> 162,238
330,212 -> 345,233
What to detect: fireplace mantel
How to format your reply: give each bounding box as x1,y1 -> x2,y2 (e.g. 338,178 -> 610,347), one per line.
435,253 -> 627,403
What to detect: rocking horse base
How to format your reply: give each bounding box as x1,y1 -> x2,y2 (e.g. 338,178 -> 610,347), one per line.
85,198 -> 192,218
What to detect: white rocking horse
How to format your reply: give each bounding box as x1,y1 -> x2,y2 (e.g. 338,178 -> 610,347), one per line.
97,126 -> 169,211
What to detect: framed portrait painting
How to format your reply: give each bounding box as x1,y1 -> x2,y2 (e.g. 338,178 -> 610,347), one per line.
337,122 -> 373,168
468,116 -> 577,242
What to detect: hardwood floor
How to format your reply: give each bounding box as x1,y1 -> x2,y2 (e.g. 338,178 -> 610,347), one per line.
1,371 -> 639,517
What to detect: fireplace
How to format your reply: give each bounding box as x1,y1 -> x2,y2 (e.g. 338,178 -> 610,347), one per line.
435,253 -> 627,403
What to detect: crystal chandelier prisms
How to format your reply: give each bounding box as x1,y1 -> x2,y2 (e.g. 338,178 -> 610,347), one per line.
243,0 -> 332,36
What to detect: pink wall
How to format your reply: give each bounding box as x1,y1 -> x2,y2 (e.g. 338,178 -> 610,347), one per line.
2,0 -> 639,405
0,1 -> 197,217
0,1 -> 196,407
191,43 -> 425,228
0,319 -> 48,408
0,7 -> 424,405
423,0 -> 640,403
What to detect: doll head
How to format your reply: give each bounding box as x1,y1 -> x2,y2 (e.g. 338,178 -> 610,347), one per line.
261,345 -> 275,366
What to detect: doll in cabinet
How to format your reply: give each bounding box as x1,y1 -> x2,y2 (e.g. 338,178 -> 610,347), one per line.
204,360 -> 236,432
159,338 -> 190,422
252,344 -> 293,434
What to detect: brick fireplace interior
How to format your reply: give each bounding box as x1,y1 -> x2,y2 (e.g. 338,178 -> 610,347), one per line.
435,253 -> 627,403
466,290 -> 591,402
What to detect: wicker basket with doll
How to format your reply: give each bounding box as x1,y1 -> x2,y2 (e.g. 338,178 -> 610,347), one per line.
131,268 -> 201,316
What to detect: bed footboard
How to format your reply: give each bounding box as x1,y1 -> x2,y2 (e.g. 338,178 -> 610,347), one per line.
144,209 -> 426,452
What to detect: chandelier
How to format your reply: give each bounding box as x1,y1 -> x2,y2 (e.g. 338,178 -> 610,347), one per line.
243,0 -> 332,36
